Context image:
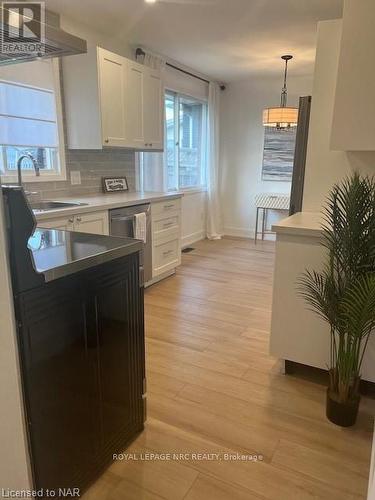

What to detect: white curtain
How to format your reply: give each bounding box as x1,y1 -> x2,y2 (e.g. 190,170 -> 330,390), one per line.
206,82 -> 223,240
136,49 -> 166,192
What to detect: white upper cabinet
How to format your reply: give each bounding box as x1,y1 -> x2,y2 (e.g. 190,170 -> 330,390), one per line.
126,60 -> 145,149
98,48 -> 127,147
63,46 -> 164,151
331,0 -> 375,151
143,68 -> 164,150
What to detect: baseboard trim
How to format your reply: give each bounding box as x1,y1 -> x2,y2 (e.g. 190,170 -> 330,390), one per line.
285,360 -> 375,394
181,230 -> 206,248
181,227 -> 276,245
145,269 -> 175,288
223,226 -> 254,239
223,226 -> 276,241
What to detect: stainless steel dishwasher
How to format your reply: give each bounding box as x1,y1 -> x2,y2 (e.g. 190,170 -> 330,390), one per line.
110,204 -> 152,284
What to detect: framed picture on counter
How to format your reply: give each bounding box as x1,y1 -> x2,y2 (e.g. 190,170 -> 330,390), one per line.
102,176 -> 129,193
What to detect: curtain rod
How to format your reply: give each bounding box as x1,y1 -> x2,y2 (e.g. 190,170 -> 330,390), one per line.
135,47 -> 210,85
166,62 -> 210,85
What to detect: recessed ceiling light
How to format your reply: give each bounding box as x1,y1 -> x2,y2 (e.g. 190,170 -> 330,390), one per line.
145,0 -> 157,4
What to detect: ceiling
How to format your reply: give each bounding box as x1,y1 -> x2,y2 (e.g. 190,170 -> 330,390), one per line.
46,0 -> 343,82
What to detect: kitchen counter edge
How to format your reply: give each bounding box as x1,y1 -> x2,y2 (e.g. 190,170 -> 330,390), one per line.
34,191 -> 183,221
31,229 -> 143,282
272,211 -> 323,238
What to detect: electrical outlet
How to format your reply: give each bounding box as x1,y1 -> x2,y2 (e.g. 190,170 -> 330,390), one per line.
70,170 -> 81,185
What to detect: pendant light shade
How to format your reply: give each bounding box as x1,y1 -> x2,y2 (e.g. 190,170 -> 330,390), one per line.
263,55 -> 298,128
262,107 -> 298,128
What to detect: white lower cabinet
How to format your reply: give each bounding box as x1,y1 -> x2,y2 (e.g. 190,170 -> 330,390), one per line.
270,226 -> 375,383
153,237 -> 181,277
74,211 -> 109,235
37,210 -> 109,236
37,199 -> 182,281
151,199 -> 182,279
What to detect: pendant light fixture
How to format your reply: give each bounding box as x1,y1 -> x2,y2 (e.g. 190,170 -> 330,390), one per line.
263,55 -> 298,129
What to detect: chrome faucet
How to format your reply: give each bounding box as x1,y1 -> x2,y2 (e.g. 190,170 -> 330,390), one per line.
17,153 -> 40,187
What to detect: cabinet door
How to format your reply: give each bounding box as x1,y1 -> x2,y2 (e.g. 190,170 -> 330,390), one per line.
126,60 -> 145,148
98,48 -> 128,147
17,280 -> 100,491
86,255 -> 145,455
74,211 -> 109,235
37,216 -> 74,231
143,67 -> 164,150
153,237 -> 181,277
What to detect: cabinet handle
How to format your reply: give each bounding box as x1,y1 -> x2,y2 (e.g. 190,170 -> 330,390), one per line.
163,222 -> 174,229
163,250 -> 173,257
68,218 -> 74,223
76,217 -> 82,222
164,204 -> 174,209
105,139 -> 109,143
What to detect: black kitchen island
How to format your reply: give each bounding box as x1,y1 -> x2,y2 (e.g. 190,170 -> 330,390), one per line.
3,187 -> 146,497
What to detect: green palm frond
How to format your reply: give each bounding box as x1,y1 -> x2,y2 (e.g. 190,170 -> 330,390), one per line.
297,173 -> 375,402
340,274 -> 375,340
297,270 -> 339,327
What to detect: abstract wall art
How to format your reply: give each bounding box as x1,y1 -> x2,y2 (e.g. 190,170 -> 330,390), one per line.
262,127 -> 296,181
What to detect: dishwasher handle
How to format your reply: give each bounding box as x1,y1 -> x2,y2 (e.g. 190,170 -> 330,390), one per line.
111,215 -> 135,223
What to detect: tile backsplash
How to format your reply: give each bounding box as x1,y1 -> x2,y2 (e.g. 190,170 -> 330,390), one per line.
24,148 -> 137,200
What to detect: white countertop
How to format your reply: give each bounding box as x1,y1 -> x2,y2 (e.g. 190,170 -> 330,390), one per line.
272,211 -> 323,237
34,191 -> 183,221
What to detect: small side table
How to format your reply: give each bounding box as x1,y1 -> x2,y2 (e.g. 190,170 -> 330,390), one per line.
255,193 -> 290,243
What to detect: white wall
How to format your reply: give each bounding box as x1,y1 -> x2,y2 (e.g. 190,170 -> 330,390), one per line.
60,15 -> 133,58
0,191 -> 31,490
220,73 -> 313,239
303,19 -> 375,212
181,191 -> 207,248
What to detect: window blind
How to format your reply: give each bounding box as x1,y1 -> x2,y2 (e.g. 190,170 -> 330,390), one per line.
0,59 -> 58,148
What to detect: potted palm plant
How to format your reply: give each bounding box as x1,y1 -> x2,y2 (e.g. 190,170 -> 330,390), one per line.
298,173 -> 375,427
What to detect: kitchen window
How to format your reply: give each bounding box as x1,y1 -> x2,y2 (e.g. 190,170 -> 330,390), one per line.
139,91 -> 207,192
166,91 -> 207,191
0,59 -> 66,183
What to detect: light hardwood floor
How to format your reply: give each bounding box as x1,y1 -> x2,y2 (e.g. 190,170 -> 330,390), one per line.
84,238 -> 375,500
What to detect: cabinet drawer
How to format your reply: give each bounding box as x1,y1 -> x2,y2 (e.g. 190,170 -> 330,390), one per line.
153,214 -> 180,241
153,238 -> 181,277
152,198 -> 181,218
38,216 -> 74,231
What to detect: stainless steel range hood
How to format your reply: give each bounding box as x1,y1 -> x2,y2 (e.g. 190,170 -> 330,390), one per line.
0,7 -> 87,65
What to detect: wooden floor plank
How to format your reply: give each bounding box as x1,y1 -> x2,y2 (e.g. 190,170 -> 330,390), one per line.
272,439 -> 369,496
109,442 -> 199,500
132,418 -> 359,500
184,474 -> 264,500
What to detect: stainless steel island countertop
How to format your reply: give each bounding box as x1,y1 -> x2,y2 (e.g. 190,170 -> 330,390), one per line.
28,228 -> 143,282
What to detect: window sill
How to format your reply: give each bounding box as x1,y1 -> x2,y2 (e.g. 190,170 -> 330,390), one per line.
175,187 -> 207,195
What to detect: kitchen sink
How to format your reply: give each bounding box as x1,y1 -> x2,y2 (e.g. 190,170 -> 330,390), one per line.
31,201 -> 89,212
